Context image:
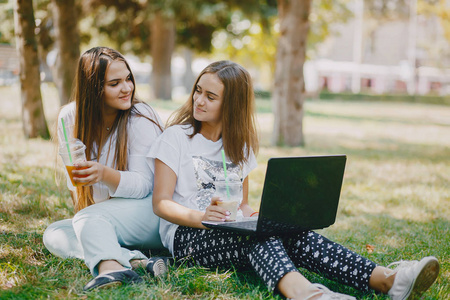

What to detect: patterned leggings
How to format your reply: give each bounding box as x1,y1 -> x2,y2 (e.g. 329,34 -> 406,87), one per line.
174,226 -> 377,292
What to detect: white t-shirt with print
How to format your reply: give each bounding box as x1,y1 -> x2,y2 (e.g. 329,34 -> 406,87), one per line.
147,124 -> 257,254
58,101 -> 163,202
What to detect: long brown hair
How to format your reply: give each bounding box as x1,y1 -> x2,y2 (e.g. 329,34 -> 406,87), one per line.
71,47 -> 161,211
168,60 -> 259,165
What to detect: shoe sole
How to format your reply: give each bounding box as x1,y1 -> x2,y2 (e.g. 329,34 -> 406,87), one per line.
83,280 -> 122,292
148,258 -> 168,277
406,257 -> 440,300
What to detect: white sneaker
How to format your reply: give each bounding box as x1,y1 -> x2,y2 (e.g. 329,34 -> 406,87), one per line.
387,256 -> 440,300
304,283 -> 356,300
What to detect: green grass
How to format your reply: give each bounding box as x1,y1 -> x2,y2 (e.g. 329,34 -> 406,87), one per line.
1,83 -> 449,299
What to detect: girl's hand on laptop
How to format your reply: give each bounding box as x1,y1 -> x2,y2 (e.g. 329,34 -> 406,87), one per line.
202,197 -> 230,222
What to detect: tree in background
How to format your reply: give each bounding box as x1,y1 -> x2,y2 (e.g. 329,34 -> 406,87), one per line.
146,0 -> 277,100
51,0 -> 80,105
149,5 -> 175,100
271,0 -> 311,146
3,0 -> 232,102
85,0 -> 234,101
3,0 -> 81,105
85,0 -> 177,100
3,0 -> 352,145
13,0 -> 49,139
211,1 -> 350,147
86,0 -> 178,100
85,0 -> 276,101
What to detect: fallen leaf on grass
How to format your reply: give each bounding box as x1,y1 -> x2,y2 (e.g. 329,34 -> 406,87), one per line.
366,244 -> 375,253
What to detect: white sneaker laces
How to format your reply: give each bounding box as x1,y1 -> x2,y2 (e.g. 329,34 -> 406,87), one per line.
384,260 -> 418,278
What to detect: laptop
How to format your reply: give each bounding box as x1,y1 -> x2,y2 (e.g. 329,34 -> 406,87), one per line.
202,155 -> 347,236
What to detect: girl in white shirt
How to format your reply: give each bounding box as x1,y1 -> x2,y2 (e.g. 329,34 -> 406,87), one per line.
148,60 -> 439,300
43,47 -> 169,291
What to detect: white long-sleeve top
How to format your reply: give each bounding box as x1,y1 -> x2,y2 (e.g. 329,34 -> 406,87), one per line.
58,101 -> 163,203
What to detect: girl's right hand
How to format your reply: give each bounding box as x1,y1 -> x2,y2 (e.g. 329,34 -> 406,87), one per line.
202,197 -> 231,222
72,161 -> 105,186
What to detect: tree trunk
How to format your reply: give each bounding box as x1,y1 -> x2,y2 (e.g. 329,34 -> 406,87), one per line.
51,0 -> 80,106
150,10 -> 175,101
272,0 -> 311,147
14,0 -> 50,139
183,47 -> 195,93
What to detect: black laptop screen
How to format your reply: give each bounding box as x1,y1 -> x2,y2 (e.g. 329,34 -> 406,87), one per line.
257,155 -> 347,233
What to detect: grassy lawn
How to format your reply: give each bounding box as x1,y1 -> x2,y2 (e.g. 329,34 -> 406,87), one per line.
0,83 -> 449,299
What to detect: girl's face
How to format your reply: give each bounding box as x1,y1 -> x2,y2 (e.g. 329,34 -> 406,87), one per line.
193,73 -> 224,126
103,60 -> 134,115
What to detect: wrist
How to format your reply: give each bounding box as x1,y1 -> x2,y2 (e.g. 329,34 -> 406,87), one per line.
103,166 -> 120,192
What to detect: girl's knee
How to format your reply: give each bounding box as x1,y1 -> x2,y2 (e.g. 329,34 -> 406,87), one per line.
43,219 -> 72,244
43,219 -> 78,258
42,225 -> 56,249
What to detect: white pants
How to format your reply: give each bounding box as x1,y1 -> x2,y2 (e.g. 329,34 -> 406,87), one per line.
43,195 -> 164,276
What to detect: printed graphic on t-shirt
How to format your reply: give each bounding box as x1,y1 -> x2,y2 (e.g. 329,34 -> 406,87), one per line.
192,156 -> 242,211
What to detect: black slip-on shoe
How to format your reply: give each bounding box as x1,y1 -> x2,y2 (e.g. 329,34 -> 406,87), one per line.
83,269 -> 143,292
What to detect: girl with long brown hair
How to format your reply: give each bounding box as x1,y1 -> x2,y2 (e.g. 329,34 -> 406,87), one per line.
148,60 -> 439,300
43,47 -> 169,291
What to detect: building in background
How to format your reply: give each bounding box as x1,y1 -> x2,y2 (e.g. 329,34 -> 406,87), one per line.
305,0 -> 450,96
0,44 -> 19,85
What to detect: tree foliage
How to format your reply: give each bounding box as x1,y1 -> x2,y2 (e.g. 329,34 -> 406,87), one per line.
83,0 -> 238,58
418,0 -> 450,41
212,1 -> 352,74
1,0 -> 354,79
0,1 -> 15,44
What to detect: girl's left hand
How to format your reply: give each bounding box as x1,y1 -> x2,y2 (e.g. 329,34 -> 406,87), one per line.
72,161 -> 105,186
202,197 -> 231,222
